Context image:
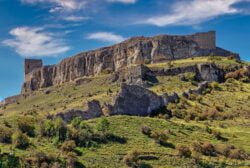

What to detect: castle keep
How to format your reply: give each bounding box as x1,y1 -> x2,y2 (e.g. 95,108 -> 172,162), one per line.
21,31 -> 238,93
186,31 -> 216,49
25,59 -> 43,75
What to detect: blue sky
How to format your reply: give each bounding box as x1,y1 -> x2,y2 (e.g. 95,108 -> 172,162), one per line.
1,0 -> 250,100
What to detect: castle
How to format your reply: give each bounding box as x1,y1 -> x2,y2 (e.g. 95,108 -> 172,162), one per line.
0,31 -> 239,106
21,31 -> 238,93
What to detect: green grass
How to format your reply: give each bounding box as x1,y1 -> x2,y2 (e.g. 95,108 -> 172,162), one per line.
0,56 -> 249,167
147,56 -> 243,69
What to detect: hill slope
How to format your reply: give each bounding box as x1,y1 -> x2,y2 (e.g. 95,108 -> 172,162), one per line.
0,56 -> 249,168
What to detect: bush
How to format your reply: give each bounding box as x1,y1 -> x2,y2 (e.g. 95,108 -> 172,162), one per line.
225,68 -> 249,81
192,142 -> 216,156
71,117 -> 82,129
60,140 -> 76,153
228,149 -> 249,160
177,145 -> 191,158
150,130 -> 168,145
97,118 -> 110,135
17,120 -> 35,137
0,127 -> 12,143
24,152 -> 62,168
12,131 -> 30,149
212,130 -> 222,140
141,125 -> 152,136
0,154 -> 21,168
40,120 -> 56,137
123,150 -> 140,168
210,82 -> 222,91
199,109 -> 219,120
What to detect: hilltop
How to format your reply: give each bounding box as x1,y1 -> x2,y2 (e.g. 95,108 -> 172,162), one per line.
0,31 -> 249,168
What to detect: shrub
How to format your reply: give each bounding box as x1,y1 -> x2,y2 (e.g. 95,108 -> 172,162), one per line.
199,109 -> 219,120
150,130 -> 168,145
212,130 -> 222,140
71,117 -> 82,129
123,150 -> 140,168
210,82 -> 222,91
60,140 -> 76,153
40,120 -> 56,137
141,125 -> 152,136
97,118 -> 110,135
192,142 -> 216,156
0,127 -> 12,143
228,149 -> 249,160
17,120 -> 35,137
225,68 -> 249,81
0,154 -> 21,168
24,152 -> 62,168
177,145 -> 191,158
12,131 -> 30,149
54,118 -> 67,142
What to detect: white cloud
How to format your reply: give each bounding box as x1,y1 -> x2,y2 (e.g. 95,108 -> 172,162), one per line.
63,15 -> 89,22
87,32 -> 126,43
22,0 -> 87,11
142,0 -> 249,27
3,27 -> 70,57
107,0 -> 137,4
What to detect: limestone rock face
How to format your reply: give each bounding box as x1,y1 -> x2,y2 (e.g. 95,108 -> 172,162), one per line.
196,64 -> 225,82
54,100 -> 103,122
111,84 -> 164,116
22,32 -> 238,93
109,64 -> 157,86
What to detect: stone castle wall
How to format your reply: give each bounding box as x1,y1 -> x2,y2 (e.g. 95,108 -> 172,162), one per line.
186,31 -> 216,49
21,31 -> 238,93
25,59 -> 43,75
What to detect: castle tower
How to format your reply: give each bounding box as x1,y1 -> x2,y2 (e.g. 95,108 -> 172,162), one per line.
188,31 -> 216,49
24,59 -> 43,75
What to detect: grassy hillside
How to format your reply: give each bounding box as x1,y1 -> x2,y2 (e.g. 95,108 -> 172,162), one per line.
0,56 -> 249,168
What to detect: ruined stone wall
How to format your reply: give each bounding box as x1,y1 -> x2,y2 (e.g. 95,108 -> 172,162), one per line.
21,31 -> 238,93
25,59 -> 43,75
187,31 -> 216,49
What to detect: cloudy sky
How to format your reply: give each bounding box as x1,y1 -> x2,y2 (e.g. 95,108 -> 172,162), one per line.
1,0 -> 250,99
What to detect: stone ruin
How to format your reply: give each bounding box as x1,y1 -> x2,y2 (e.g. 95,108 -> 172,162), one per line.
21,31 -> 239,93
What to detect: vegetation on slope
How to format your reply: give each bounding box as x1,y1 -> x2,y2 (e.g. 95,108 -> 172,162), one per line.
0,56 -> 249,168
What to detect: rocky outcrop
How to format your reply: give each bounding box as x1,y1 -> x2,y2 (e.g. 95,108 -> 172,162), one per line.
111,84 -> 164,116
109,64 -> 157,86
196,64 -> 225,82
53,100 -> 103,122
22,31 -> 239,93
153,63 -> 227,83
182,81 -> 209,98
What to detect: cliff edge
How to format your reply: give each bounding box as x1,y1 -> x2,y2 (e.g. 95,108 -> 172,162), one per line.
21,31 -> 239,93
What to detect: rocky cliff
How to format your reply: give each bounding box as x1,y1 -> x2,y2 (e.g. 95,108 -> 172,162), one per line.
22,31 -> 239,93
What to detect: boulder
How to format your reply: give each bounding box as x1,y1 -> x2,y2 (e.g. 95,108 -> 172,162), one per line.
54,100 -> 103,122
109,64 -> 158,86
111,84 -> 164,116
196,63 -> 225,82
